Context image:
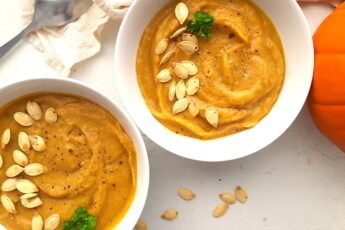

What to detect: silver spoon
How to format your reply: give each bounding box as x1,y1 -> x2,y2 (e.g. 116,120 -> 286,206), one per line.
0,0 -> 93,59
297,0 -> 344,7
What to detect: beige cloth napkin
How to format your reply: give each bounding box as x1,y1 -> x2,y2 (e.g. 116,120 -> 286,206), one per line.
21,0 -> 132,77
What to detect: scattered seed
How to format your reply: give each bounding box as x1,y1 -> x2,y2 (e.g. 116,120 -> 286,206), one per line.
160,50 -> 175,66
180,61 -> 198,75
161,209 -> 178,220
219,193 -> 236,204
24,163 -> 44,176
205,108 -> 219,127
0,194 -> 16,214
6,164 -> 24,177
135,219 -> 147,230
213,203 -> 229,218
32,213 -> 44,230
1,128 -> 10,149
14,112 -> 33,127
156,69 -> 172,83
168,81 -> 176,102
45,108 -> 57,124
175,2 -> 189,24
170,27 -> 187,39
235,186 -> 248,203
13,150 -> 29,166
16,179 -> 38,193
0,155 -> 3,169
177,41 -> 198,54
186,77 -> 200,95
172,62 -> 189,79
29,135 -> 46,152
27,101 -> 42,120
173,98 -> 190,114
1,178 -> 18,192
155,38 -> 169,55
188,101 -> 199,117
21,196 -> 43,209
21,193 -> 38,199
18,131 -> 31,152
45,214 -> 60,230
177,188 -> 196,201
176,80 -> 186,100
182,33 -> 198,44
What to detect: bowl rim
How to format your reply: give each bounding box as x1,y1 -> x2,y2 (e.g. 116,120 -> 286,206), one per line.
0,77 -> 149,230
114,0 -> 314,162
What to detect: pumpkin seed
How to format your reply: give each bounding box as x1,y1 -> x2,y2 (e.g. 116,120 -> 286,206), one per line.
1,178 -> 18,192
14,112 -> 33,127
186,77 -> 200,95
175,2 -> 188,24
170,27 -> 187,39
235,186 -> 248,203
160,50 -> 175,66
21,196 -> 43,208
45,108 -> 57,124
135,219 -> 147,230
13,150 -> 28,166
45,214 -> 60,230
27,101 -> 42,120
0,194 -> 16,214
6,164 -> 24,177
182,33 -> 198,44
1,128 -> 10,149
16,179 -> 38,193
180,61 -> 198,75
161,209 -> 178,220
0,155 -> 3,169
168,81 -> 176,102
173,98 -> 190,114
156,69 -> 172,83
219,193 -> 236,204
213,203 -> 229,218
177,188 -> 196,201
205,108 -> 219,127
21,193 -> 38,199
176,80 -> 186,99
155,38 -> 169,55
177,41 -> 198,54
172,62 -> 189,79
18,131 -> 31,152
32,213 -> 44,230
24,163 -> 44,176
29,135 -> 46,152
188,101 -> 199,117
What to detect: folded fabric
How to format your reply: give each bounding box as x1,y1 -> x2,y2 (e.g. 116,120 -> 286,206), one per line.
21,0 -> 132,77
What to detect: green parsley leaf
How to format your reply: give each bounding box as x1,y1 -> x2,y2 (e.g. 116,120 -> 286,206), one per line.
63,207 -> 96,230
187,11 -> 214,39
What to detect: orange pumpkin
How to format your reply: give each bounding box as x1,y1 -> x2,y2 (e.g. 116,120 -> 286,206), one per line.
308,3 -> 345,151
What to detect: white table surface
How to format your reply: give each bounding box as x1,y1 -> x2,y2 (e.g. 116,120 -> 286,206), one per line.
0,2 -> 343,230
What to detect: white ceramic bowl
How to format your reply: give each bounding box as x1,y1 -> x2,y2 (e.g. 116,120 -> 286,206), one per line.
115,0 -> 314,162
0,78 -> 149,230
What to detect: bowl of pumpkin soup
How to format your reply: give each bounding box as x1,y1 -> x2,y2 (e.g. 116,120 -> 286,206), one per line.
0,78 -> 149,230
115,0 -> 314,161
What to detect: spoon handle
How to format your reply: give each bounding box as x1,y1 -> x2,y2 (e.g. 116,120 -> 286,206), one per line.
0,21 -> 37,59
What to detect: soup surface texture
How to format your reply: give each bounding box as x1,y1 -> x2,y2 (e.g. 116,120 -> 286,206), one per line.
0,93 -> 136,229
136,0 -> 285,139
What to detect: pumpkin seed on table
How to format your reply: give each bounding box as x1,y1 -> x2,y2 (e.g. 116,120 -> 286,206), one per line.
219,193 -> 236,204
182,33 -> 198,44
32,213 -> 44,230
21,193 -> 38,199
155,38 -> 169,55
135,219 -> 147,230
186,77 -> 200,95
180,61 -> 198,75
188,101 -> 199,117
172,62 -> 189,79
205,108 -> 219,127
45,108 -> 58,124
21,196 -> 43,209
213,203 -> 229,218
0,155 -> 3,169
235,186 -> 248,203
1,194 -> 16,214
156,69 -> 172,83
168,81 -> 176,102
170,27 -> 187,39
16,179 -> 39,193
1,178 -> 18,192
6,164 -> 24,177
14,112 -> 34,126
13,150 -> 29,166
29,135 -> 46,152
173,98 -> 190,114
27,101 -> 42,120
18,131 -> 31,152
160,50 -> 175,66
176,80 -> 186,100
175,2 -> 188,24
1,128 -> 10,149
177,41 -> 198,54
45,214 -> 60,230
161,209 -> 178,220
24,163 -> 45,176
177,188 -> 196,201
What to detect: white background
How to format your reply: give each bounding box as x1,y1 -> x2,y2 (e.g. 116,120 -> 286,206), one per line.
0,1 -> 343,230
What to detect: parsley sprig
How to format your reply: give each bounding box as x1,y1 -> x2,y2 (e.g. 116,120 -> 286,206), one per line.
63,207 -> 96,230
187,11 -> 214,39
